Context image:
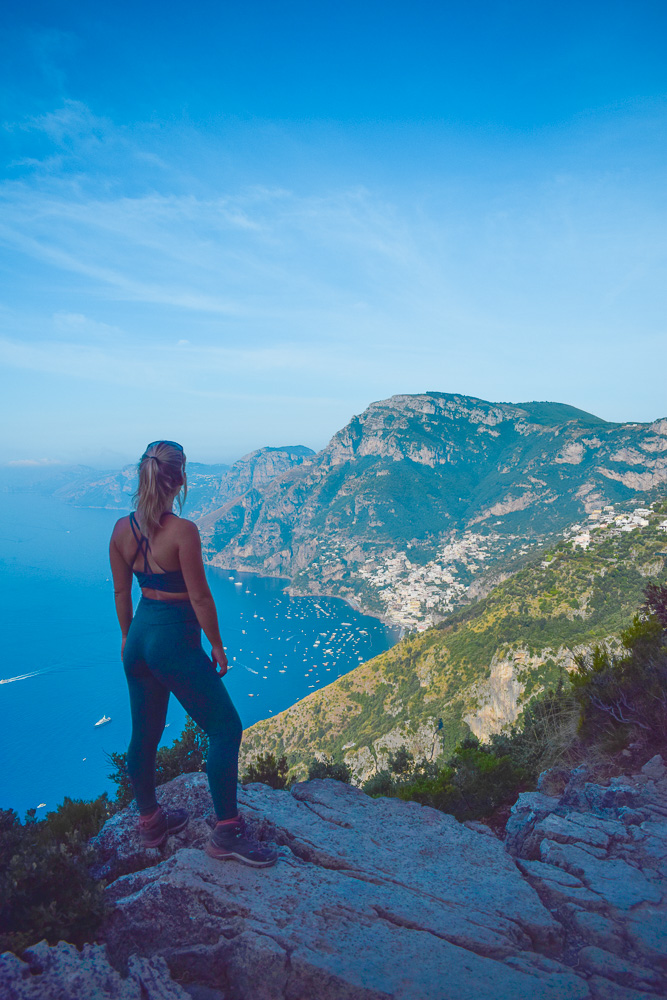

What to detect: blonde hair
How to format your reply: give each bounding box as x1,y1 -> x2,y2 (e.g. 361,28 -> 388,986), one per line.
133,441 -> 187,537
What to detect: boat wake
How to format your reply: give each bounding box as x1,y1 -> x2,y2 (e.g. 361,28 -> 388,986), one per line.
239,662 -> 259,674
0,668 -> 48,685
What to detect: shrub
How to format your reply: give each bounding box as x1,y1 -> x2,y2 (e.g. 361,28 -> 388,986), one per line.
42,794 -> 113,842
362,770 -> 394,797
487,681 -> 582,778
106,751 -> 134,809
393,738 -> 528,821
155,716 -> 209,784
362,739 -> 525,821
572,583 -> 667,746
241,752 -> 290,789
0,796 -> 109,955
108,716 -> 210,807
307,757 -> 352,783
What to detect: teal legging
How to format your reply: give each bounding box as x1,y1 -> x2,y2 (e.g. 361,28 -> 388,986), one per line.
123,597 -> 243,820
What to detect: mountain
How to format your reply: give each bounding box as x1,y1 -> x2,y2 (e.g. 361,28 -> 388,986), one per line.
53,461 -> 230,516
196,445 -> 315,524
238,497 -> 667,784
0,462 -> 98,496
203,393 -> 667,628
26,446 -> 315,520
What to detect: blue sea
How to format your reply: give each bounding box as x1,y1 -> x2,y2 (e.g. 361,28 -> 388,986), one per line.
0,493 -> 399,818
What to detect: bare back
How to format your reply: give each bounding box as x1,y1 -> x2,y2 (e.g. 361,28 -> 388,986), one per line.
115,512 -> 188,601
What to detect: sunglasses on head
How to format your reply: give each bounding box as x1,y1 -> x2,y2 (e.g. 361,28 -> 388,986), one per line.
146,440 -> 184,452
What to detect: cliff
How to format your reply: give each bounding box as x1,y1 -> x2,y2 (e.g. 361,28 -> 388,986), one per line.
3,759 -> 667,999
196,446 -> 315,525
202,393 -> 667,627
237,497 -> 667,783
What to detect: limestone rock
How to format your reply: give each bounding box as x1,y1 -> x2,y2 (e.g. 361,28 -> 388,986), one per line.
0,941 -> 187,999
7,756 -> 667,999
507,757 -> 667,995
99,775 -> 588,1000
641,756 -> 667,782
576,946 -> 661,987
90,772 -> 215,881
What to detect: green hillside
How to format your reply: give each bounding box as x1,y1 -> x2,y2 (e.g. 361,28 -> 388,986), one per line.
205,392 -> 667,630
239,498 -> 667,784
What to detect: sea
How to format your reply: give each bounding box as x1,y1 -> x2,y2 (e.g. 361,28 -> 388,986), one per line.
0,493 -> 399,818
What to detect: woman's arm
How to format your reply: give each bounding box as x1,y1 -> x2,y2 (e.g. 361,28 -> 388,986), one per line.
177,520 -> 228,675
109,522 -> 133,657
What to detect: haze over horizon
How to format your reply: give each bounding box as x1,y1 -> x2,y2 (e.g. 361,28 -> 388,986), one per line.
4,392 -> 664,473
2,1 -> 666,467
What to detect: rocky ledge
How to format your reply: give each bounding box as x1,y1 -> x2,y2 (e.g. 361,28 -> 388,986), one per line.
2,759 -> 667,1000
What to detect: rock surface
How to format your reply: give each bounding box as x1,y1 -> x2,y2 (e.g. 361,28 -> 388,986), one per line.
202,392 -> 667,623
98,774 -> 586,1000
0,941 -> 188,999
3,760 -> 667,999
506,755 -> 667,997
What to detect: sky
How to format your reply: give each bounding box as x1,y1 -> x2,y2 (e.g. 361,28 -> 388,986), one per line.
1,0 -> 666,467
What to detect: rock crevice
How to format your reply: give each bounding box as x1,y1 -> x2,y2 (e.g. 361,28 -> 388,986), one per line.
2,761 -> 667,999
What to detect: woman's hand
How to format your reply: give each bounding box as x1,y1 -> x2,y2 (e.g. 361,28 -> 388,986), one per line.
211,644 -> 228,677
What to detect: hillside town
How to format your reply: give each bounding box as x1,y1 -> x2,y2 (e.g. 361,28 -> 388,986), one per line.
359,502 -> 666,631
565,504 -> 665,549
357,530 -> 526,630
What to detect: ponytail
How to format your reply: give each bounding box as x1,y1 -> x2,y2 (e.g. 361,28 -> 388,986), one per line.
133,441 -> 187,537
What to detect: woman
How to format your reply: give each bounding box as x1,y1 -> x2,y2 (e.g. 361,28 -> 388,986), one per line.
109,440 -> 277,867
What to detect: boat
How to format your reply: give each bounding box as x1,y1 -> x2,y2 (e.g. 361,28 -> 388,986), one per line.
94,715 -> 111,727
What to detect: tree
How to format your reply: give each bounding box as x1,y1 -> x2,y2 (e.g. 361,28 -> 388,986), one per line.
241,752 -> 290,789
387,748 -> 414,776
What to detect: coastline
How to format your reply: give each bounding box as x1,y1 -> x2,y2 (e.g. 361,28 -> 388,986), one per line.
204,557 -> 404,642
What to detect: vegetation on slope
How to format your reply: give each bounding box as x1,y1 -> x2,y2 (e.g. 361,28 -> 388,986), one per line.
0,796 -> 111,954
238,500 -> 667,782
244,582 -> 667,825
363,581 -> 667,819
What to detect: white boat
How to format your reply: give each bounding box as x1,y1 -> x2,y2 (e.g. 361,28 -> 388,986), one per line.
94,715 -> 111,727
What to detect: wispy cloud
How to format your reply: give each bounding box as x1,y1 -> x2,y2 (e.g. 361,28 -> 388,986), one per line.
0,327 -> 352,397
1,98 -> 666,462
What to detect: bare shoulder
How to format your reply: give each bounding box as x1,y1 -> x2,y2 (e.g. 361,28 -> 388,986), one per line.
110,514 -> 131,542
173,517 -> 201,540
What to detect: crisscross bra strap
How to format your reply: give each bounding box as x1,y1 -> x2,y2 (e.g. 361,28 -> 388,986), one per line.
129,512 -> 151,574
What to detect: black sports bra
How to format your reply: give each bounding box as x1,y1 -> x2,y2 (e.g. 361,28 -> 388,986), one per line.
129,512 -> 188,593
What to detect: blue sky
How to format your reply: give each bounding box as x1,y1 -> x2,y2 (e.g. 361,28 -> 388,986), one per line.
1,1 -> 666,467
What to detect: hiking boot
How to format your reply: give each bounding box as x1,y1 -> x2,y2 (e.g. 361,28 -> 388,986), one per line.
205,818 -> 278,867
138,805 -> 189,849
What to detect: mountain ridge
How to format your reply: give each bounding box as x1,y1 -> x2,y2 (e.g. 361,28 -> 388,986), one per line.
203,392 -> 667,628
